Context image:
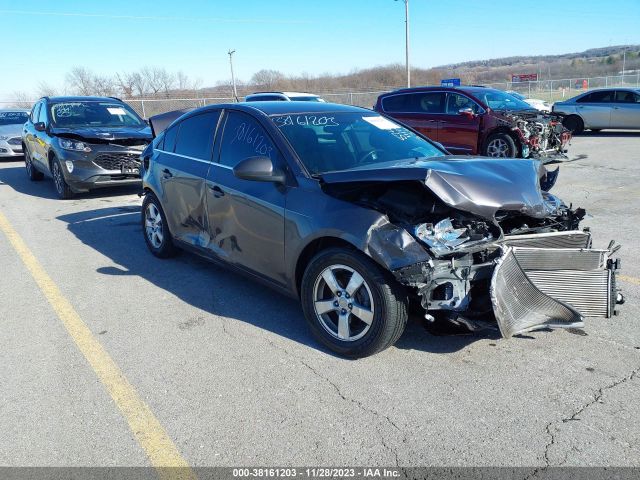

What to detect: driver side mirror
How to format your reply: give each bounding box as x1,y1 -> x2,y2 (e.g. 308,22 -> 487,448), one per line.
34,122 -> 46,132
233,156 -> 286,184
458,108 -> 475,118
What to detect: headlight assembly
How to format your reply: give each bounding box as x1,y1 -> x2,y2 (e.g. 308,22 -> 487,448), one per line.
59,138 -> 91,152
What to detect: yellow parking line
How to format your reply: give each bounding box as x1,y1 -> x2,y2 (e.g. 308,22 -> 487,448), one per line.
619,274 -> 640,286
0,211 -> 195,480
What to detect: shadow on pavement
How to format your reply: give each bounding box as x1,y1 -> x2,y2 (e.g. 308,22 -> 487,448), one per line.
57,205 -> 488,357
0,164 -> 141,200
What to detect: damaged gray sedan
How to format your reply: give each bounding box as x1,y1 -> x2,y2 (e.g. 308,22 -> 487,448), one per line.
141,102 -> 623,357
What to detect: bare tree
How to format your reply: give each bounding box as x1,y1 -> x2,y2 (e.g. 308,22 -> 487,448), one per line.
131,72 -> 149,97
93,75 -> 117,97
66,67 -> 96,95
36,81 -> 59,98
11,91 -> 33,108
250,69 -> 286,90
115,72 -> 136,97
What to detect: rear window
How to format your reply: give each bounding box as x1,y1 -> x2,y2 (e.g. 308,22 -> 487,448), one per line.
173,112 -> 220,160
382,92 -> 445,114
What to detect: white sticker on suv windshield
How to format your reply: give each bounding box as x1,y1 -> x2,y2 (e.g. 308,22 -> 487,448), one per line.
107,107 -> 126,115
363,116 -> 399,130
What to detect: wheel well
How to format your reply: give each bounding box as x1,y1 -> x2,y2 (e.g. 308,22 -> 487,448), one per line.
294,237 -> 357,296
483,127 -> 520,154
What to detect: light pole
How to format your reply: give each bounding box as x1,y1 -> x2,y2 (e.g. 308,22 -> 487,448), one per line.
396,0 -> 410,87
228,49 -> 238,101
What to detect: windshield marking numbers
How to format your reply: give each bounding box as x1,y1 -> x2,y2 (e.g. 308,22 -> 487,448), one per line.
273,115 -> 339,128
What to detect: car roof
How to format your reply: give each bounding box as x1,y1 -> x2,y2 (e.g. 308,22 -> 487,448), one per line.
380,85 -> 502,96
239,101 -> 368,115
45,96 -> 124,103
248,91 -> 320,97
0,108 -> 29,112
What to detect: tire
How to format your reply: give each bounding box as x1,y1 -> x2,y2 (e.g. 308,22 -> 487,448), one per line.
142,192 -> 178,258
300,247 -> 408,358
562,115 -> 584,134
51,156 -> 74,199
24,147 -> 44,181
483,132 -> 517,158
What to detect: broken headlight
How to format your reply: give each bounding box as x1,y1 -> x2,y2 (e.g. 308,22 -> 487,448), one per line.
415,218 -> 493,256
59,138 -> 91,152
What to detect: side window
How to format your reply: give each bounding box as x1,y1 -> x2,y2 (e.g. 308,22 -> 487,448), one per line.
218,111 -> 278,168
446,93 -> 479,114
578,91 -> 614,103
37,103 -> 48,124
30,102 -> 41,123
382,92 -> 445,113
163,124 -> 178,152
173,111 -> 220,160
615,90 -> 640,103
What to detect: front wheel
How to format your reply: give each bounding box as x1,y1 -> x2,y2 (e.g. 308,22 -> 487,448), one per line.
562,115 -> 584,134
483,133 -> 517,158
300,247 -> 408,358
52,157 -> 74,199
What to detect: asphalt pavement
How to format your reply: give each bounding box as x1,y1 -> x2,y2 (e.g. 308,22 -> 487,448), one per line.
0,131 -> 639,469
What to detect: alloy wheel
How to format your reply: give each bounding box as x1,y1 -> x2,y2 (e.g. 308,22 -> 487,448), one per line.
145,203 -> 164,249
486,138 -> 510,157
53,162 -> 64,194
25,154 -> 33,176
312,264 -> 375,342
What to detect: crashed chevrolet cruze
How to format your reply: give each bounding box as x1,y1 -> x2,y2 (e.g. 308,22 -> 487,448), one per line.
141,102 -> 623,357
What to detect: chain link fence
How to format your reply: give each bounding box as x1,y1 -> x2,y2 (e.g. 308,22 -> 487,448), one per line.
2,74 -> 639,116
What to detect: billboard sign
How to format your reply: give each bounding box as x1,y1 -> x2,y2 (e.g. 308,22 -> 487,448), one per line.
441,78 -> 461,87
511,73 -> 538,83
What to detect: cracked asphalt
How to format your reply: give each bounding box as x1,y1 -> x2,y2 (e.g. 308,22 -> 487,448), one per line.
0,131 -> 639,468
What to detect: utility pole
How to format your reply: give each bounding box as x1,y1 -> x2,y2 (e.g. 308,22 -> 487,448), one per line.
622,48 -> 626,82
228,49 -> 238,102
396,0 -> 410,87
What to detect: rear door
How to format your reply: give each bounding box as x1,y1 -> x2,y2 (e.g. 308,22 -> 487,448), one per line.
380,92 -> 445,141
205,109 -> 287,284
23,101 -> 43,166
438,92 -> 482,154
611,90 -> 640,128
154,110 -> 220,245
575,90 -> 614,128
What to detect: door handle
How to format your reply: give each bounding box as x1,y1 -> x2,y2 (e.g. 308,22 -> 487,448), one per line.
209,185 -> 225,198
162,168 -> 173,179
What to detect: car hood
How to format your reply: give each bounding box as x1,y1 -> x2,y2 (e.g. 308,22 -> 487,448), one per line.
0,124 -> 23,137
319,156 -> 551,220
50,126 -> 152,145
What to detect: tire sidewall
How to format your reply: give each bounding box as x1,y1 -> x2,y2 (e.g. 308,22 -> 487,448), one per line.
301,248 -> 404,357
141,193 -> 175,258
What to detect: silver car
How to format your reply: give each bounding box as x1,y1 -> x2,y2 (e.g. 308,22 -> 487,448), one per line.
552,88 -> 640,133
0,109 -> 29,158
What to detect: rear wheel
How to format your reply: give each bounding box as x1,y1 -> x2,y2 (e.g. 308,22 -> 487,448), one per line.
52,157 -> 74,199
24,148 -> 43,181
300,247 -> 408,357
483,133 -> 517,158
142,193 -> 178,258
563,115 -> 584,134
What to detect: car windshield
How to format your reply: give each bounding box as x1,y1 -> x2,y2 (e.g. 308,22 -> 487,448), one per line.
474,90 -> 534,111
49,101 -> 145,128
271,112 -> 445,175
290,97 -> 324,102
507,91 -> 526,100
0,111 -> 29,126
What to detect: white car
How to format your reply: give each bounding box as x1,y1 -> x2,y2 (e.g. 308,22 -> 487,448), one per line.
0,109 -> 30,158
244,91 -> 326,102
507,91 -> 552,112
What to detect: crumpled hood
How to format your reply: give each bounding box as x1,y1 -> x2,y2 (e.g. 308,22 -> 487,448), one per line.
320,156 -> 550,220
50,126 -> 152,143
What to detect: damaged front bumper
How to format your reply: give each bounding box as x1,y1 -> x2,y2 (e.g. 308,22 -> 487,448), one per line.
393,231 -> 624,338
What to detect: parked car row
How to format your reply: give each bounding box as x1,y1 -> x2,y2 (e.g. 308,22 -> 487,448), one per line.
5,88 -> 627,356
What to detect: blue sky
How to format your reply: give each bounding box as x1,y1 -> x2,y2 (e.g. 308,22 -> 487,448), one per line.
2,0 -> 640,98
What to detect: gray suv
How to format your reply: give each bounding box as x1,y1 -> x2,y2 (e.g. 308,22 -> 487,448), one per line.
22,96 -> 152,199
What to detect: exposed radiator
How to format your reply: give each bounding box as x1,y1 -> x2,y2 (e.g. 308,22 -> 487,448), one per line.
500,230 -> 592,249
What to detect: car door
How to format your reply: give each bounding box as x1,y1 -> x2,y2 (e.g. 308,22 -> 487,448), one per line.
154,110 -> 220,246
205,109 -> 287,285
23,101 -> 43,165
575,90 -> 614,129
438,92 -> 482,154
381,92 -> 444,141
612,90 -> 640,128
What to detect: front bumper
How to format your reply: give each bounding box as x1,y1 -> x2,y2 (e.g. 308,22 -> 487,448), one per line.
0,137 -> 24,157
56,144 -> 143,192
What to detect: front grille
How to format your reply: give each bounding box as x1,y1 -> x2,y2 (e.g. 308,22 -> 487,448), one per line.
7,137 -> 21,145
94,153 -> 140,171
